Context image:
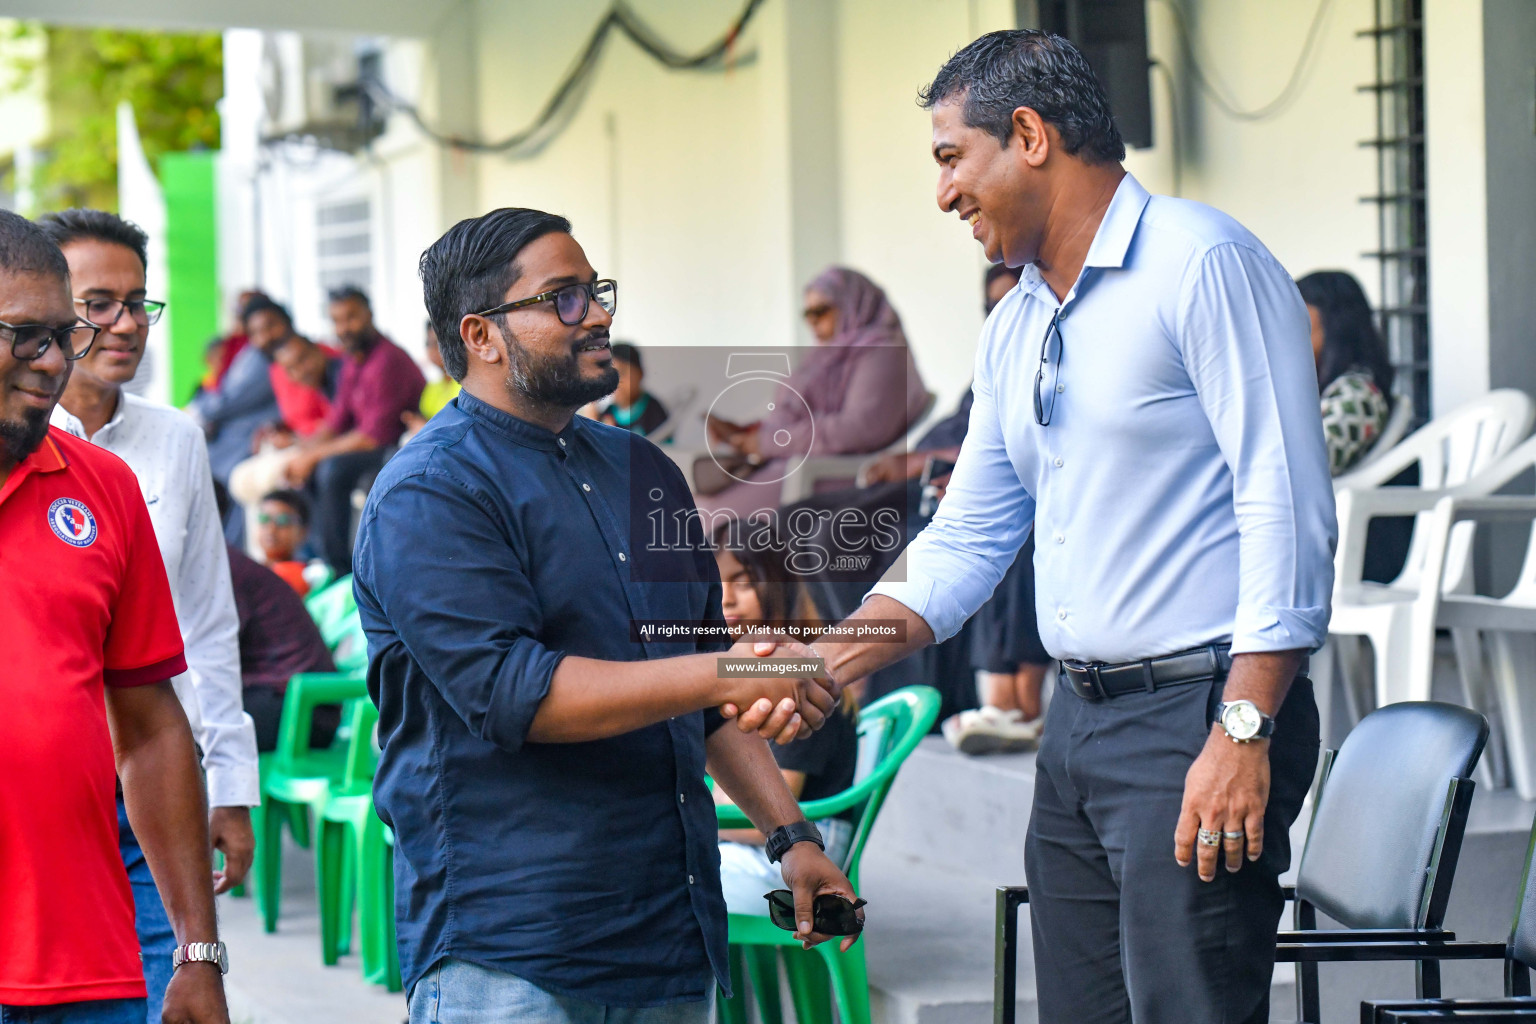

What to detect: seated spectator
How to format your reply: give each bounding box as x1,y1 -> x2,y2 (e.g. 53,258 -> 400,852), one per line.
281,285 -> 424,574
1297,270 -> 1395,476
698,266 -> 928,522
712,537 -> 859,916
782,265 -> 1047,742
256,489 -> 315,596
401,322 -> 461,435
191,336 -> 227,400
227,305 -> 343,550
594,342 -> 669,437
188,294 -> 281,491
213,482 -> 339,752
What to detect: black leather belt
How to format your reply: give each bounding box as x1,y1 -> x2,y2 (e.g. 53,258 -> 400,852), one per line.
1060,644 -> 1235,700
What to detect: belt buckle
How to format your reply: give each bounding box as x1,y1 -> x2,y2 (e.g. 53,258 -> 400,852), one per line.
1076,662 -> 1107,700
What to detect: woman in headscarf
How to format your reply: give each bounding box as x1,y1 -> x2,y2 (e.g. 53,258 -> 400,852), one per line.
699,266 -> 928,523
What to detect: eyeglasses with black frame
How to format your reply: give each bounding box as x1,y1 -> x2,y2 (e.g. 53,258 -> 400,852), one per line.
474,279 -> 617,327
75,297 -> 167,328
0,319 -> 101,362
1033,310 -> 1064,427
764,889 -> 868,937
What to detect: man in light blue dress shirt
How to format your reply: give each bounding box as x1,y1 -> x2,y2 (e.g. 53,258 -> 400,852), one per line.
806,31 -> 1336,1023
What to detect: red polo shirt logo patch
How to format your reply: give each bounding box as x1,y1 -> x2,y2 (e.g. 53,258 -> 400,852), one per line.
47,497 -> 98,547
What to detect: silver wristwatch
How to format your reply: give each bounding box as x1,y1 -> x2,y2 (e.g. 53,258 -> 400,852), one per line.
1215,699 -> 1275,743
172,942 -> 229,975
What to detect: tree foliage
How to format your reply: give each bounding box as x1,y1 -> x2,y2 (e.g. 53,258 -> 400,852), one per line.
16,25 -> 223,212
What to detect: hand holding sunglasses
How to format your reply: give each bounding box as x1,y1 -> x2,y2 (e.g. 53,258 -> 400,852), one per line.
764,889 -> 868,942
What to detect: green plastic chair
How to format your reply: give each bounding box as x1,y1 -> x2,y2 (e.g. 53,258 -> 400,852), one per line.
713,685 -> 941,1024
251,662 -> 370,934
236,578 -> 366,905
314,700 -> 396,986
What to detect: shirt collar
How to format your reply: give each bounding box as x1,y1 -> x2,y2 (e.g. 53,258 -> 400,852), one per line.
1082,173 -> 1151,270
0,431 -> 69,507
457,389 -> 582,453
49,391 -> 129,442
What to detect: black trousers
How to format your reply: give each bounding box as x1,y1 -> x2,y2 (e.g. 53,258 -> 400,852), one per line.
243,686 -> 341,753
309,446 -> 388,575
1026,671 -> 1319,1024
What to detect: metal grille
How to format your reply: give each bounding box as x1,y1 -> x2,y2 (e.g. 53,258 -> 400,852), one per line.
315,196 -> 372,312
1360,0 -> 1429,424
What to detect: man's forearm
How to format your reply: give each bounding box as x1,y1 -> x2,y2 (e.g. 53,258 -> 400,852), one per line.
1219,650 -> 1305,717
107,681 -> 219,945
810,595 -> 935,688
305,429 -> 376,462
706,725 -> 806,834
526,653 -> 719,743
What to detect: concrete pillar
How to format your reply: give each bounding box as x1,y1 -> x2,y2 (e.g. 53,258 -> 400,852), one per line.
1425,0 -> 1536,416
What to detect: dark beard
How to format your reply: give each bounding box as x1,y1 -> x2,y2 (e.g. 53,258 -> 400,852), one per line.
0,405 -> 52,467
500,325 -> 619,408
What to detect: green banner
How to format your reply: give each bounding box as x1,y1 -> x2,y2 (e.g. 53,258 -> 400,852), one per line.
161,151 -> 219,406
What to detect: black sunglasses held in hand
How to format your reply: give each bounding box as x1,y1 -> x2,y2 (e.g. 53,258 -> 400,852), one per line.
764,890 -> 867,936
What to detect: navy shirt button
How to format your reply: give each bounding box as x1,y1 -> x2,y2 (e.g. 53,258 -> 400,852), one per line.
618,552 -> 627,562
688,874 -> 695,884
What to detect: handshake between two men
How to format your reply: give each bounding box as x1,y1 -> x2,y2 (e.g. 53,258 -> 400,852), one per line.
715,637 -> 842,745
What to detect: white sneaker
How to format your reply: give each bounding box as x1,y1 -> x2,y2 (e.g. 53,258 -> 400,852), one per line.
942,706 -> 1043,755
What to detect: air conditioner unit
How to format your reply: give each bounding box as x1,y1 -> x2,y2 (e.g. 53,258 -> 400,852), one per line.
258,32 -> 383,151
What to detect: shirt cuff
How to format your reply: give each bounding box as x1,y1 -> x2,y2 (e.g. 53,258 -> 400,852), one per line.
105,653 -> 189,688
1229,603 -> 1331,656
866,578 -> 963,644
205,763 -> 262,808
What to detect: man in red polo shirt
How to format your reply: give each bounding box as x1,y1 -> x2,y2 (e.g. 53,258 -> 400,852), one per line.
0,210 -> 229,1023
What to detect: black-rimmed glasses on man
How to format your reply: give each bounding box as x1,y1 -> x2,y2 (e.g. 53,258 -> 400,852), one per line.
75,297 -> 166,328
1,319 -> 101,362
1033,310 -> 1064,426
475,279 -> 617,327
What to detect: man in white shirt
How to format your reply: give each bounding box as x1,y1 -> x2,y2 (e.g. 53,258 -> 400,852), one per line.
40,209 -> 259,1023
805,32 -> 1336,1023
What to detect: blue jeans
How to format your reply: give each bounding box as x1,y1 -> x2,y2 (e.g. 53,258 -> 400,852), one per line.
408,960 -> 713,1024
117,796 -> 174,1024
0,1000 -> 147,1024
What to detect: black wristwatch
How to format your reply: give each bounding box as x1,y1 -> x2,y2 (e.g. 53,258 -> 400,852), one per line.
765,820 -> 824,864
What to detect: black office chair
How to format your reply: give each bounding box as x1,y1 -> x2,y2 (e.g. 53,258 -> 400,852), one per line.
993,703 -> 1490,1024
1357,806 -> 1536,1023
1276,701 -> 1489,1022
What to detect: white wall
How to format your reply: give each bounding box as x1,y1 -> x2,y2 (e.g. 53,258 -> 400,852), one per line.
224,0 -> 1467,416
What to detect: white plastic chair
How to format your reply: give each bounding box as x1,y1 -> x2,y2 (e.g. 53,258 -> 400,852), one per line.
1411,435 -> 1536,797
1327,389 -> 1536,714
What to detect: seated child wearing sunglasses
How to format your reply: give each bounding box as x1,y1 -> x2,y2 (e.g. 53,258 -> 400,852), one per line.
257,489 -> 315,595
713,536 -> 860,916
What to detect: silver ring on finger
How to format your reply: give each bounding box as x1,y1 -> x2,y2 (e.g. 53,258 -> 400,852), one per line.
1223,830 -> 1245,841
1197,827 -> 1221,847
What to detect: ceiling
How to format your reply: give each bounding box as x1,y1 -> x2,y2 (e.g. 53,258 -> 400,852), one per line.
1,0 -> 450,36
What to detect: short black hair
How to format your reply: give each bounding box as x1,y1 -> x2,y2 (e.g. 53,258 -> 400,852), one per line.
0,210 -> 69,281
609,341 -> 642,371
327,284 -> 370,309
919,30 -> 1125,164
242,296 -> 292,330
418,208 -> 572,382
36,208 -> 150,271
260,488 -> 311,527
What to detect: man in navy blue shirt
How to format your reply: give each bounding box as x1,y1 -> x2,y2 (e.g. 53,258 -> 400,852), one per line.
354,208 -> 859,1023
